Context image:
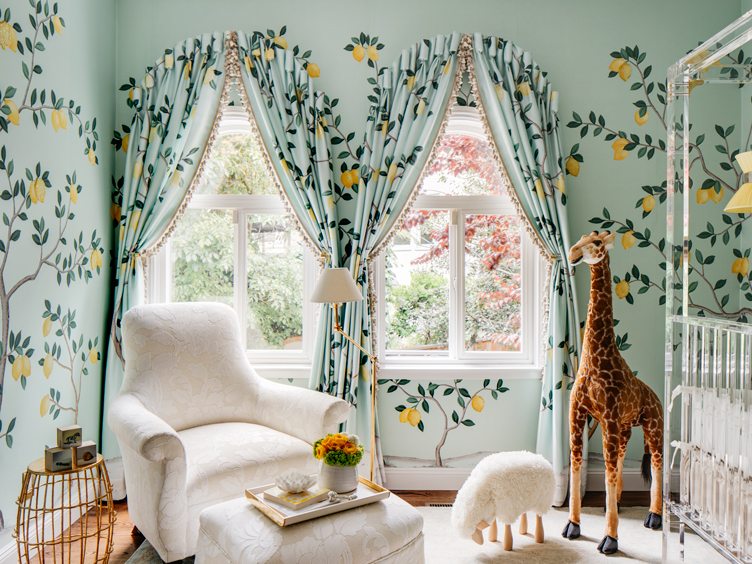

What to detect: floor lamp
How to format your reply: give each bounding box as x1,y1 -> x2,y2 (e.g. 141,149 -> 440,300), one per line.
310,267 -> 379,483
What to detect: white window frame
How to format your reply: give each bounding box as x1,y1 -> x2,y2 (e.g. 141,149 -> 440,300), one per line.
147,107 -> 318,376
373,106 -> 544,380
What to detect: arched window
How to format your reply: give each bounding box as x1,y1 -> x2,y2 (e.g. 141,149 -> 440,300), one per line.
373,105 -> 544,377
148,106 -> 318,374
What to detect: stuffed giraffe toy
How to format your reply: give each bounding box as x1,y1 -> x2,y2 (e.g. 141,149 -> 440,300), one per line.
561,231 -> 663,555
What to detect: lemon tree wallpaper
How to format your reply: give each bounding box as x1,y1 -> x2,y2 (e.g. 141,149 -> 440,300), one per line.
0,0 -> 113,541
111,0 -> 743,475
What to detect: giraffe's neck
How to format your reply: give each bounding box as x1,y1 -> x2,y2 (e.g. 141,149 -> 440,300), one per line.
582,256 -> 617,361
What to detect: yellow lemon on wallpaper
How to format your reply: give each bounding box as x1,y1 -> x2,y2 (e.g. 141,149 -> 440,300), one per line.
621,230 -> 636,249
40,395 -> 51,417
366,45 -> 379,62
619,62 -> 632,81
642,194 -> 656,213
307,63 -> 320,78
565,156 -> 580,177
471,395 -> 485,413
3,98 -> 19,125
89,348 -> 99,364
352,44 -> 365,62
69,183 -> 79,204
43,354 -> 53,379
407,408 -> 421,427
51,109 -> 67,132
0,20 -> 18,52
265,49 -> 275,62
732,257 -> 750,277
695,188 -> 710,205
52,15 -> 63,34
608,58 -> 626,73
42,316 -> 52,337
399,408 -> 410,423
22,355 -> 31,377
90,249 -> 103,270
274,36 -> 288,49
121,133 -> 129,154
387,163 -> 398,184
634,110 -> 648,126
709,187 -> 724,204
88,150 -> 97,166
416,99 -> 426,116
11,356 -> 22,380
612,137 -> 628,160
350,169 -> 359,186
517,82 -> 531,97
29,178 -> 46,204
615,280 -> 630,299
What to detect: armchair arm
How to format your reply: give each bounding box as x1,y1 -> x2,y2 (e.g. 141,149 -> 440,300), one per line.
108,394 -> 185,462
254,378 -> 351,444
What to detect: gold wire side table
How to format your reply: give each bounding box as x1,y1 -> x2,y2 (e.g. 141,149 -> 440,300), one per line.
14,454 -> 116,563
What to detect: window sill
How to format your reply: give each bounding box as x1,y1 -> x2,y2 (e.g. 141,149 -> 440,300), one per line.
249,363 -> 311,381
377,364 -> 543,380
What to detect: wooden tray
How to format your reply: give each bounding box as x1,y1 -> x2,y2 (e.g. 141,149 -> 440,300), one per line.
245,476 -> 390,527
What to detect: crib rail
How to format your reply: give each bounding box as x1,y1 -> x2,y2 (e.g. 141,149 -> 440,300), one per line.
666,315 -> 752,562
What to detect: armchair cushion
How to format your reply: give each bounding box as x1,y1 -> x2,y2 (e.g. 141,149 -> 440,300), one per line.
181,422 -> 317,508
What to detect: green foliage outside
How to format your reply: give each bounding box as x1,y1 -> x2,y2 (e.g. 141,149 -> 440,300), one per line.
387,270 -> 448,349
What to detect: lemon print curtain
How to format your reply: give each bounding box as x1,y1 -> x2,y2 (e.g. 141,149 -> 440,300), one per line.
336,33 -> 462,484
102,32 -> 228,464
235,30 -> 342,394
471,32 -> 581,505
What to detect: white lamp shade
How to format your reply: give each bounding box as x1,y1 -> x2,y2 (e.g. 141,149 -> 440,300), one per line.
310,268 -> 363,303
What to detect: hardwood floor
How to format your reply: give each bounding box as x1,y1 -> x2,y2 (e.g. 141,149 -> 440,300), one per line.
96,490 -> 649,562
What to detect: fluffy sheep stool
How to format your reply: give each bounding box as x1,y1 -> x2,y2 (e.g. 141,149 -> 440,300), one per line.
451,451 -> 555,551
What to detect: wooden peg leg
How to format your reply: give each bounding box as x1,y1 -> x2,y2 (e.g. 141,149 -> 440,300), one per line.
488,518 -> 498,542
535,514 -> 544,543
519,513 -> 528,535
503,523 -> 513,551
472,520 -> 489,545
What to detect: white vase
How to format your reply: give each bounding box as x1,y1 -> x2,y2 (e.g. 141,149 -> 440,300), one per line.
318,462 -> 358,493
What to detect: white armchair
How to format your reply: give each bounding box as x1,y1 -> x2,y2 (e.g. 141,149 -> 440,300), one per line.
108,302 -> 350,562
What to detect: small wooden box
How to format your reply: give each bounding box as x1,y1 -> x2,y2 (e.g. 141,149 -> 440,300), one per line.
45,447 -> 72,472
75,441 -> 97,466
57,425 -> 82,448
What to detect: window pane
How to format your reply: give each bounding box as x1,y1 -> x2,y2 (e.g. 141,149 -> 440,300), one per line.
197,132 -> 277,195
385,210 -> 449,352
171,208 -> 234,305
464,214 -> 522,352
247,214 -> 304,350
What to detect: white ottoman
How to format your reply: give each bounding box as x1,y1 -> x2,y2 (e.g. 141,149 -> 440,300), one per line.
196,494 -> 424,563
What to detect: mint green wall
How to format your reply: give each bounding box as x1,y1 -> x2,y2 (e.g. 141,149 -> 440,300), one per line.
113,0 -> 742,469
0,0 -> 114,542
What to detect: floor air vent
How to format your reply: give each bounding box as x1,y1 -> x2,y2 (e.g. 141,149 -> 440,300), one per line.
427,503 -> 453,508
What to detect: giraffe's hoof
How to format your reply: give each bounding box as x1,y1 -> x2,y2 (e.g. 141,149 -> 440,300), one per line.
561,520 -> 580,539
644,511 -> 662,530
597,535 -> 618,554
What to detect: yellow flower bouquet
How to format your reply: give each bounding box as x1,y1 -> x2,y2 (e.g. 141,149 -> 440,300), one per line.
313,433 -> 363,467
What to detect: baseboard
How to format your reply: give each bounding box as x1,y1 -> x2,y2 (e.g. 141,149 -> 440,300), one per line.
586,456 -> 680,492
385,467 -> 472,490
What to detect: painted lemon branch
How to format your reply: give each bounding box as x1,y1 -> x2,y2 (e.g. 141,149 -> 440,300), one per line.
39,302 -> 99,423
567,44 -> 752,320
378,377 -> 509,467
0,150 -> 103,447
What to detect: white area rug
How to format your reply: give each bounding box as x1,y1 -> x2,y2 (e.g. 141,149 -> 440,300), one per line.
127,505 -> 725,563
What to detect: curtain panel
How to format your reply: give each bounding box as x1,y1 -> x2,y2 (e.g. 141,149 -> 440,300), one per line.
235,30 -> 342,399
102,32 -> 228,466
333,32 -> 463,483
470,32 -> 582,505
